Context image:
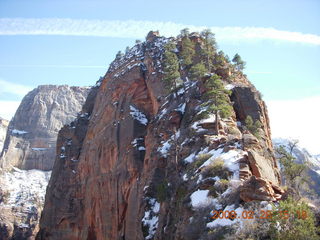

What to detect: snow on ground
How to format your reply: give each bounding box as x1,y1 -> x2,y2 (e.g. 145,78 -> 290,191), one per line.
1,167 -> 51,209
130,105 -> 148,125
184,152 -> 196,163
191,114 -> 216,133
190,189 -> 222,210
225,84 -> 235,90
142,198 -> 160,240
157,131 -> 180,157
199,148 -> 247,180
176,103 -> 186,114
190,189 -> 210,208
157,139 -> 171,157
11,129 -> 28,135
207,206 -> 244,228
31,148 -> 48,151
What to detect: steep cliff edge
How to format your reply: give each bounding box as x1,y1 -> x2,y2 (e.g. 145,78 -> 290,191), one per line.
38,31 -> 282,240
0,85 -> 89,240
0,85 -> 90,171
0,117 -> 9,153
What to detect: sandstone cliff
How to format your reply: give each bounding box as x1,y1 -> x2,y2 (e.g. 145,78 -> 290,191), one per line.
38,31 -> 282,240
0,117 -> 9,153
0,85 -> 90,171
0,85 -> 89,240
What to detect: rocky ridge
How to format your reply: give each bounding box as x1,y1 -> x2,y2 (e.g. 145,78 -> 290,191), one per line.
38,31 -> 283,240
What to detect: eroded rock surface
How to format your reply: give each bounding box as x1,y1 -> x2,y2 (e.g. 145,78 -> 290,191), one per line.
0,85 -> 90,240
0,85 -> 90,171
38,31 -> 282,240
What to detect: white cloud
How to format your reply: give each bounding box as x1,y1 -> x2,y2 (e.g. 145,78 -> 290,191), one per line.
0,100 -> 21,120
0,18 -> 320,45
267,96 -> 320,155
0,79 -> 33,96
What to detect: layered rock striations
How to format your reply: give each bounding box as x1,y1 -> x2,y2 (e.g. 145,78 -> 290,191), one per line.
0,85 -> 90,171
0,85 -> 89,240
38,32 -> 282,240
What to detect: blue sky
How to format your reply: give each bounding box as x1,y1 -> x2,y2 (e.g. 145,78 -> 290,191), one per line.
0,0 -> 319,153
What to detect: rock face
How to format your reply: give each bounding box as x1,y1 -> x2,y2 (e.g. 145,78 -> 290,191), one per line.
0,168 -> 51,240
0,85 -> 89,240
0,85 -> 90,171
0,117 -> 9,153
38,32 -> 282,240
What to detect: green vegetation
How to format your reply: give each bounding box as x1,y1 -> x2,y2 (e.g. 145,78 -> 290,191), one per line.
245,115 -> 262,138
180,29 -> 195,67
213,50 -> 230,68
194,153 -> 212,168
162,42 -> 182,93
200,29 -> 217,72
189,63 -> 207,81
208,179 -> 231,198
201,158 -> 231,179
156,180 -> 169,202
269,197 -> 319,240
276,144 -> 308,198
232,53 -> 246,71
202,74 -> 233,134
115,50 -> 123,59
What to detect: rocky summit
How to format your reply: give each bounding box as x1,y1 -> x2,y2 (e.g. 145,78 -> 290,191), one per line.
37,31 -> 283,240
0,85 -> 90,171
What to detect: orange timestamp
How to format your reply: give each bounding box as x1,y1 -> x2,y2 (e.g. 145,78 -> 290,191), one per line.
210,210 -> 308,220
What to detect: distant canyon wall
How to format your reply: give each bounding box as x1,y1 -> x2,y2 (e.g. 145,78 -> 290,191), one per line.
0,85 -> 90,171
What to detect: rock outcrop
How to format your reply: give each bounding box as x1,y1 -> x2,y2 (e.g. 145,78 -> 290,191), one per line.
0,85 -> 89,240
0,117 -> 9,153
0,85 -> 90,171
38,31 -> 282,240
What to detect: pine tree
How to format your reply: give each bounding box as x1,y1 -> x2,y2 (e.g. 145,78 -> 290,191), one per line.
232,53 -> 246,71
163,42 -> 181,93
115,51 -> 123,59
180,28 -> 190,38
276,144 -> 307,197
202,74 -> 232,134
200,29 -> 217,72
214,50 -> 228,68
245,115 -> 262,138
180,36 -> 195,67
189,63 -> 207,81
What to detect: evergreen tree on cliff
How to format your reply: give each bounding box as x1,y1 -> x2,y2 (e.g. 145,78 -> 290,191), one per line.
232,53 -> 246,71
180,29 -> 195,68
202,74 -> 232,134
163,42 -> 182,92
200,29 -> 217,72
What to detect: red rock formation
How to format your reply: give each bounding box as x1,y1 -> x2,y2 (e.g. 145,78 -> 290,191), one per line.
37,32 -> 282,240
